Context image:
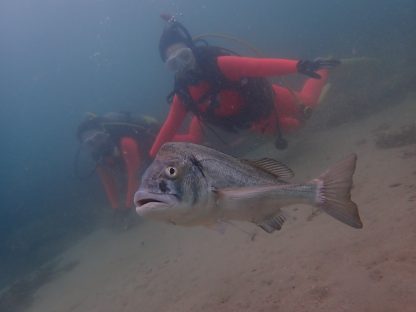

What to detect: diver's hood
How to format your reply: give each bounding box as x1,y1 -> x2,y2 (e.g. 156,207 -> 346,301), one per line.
159,18 -> 194,62
76,115 -> 101,141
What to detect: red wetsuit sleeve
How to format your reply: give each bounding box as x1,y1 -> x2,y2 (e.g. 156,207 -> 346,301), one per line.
217,56 -> 299,81
149,95 -> 188,157
96,165 -> 119,209
172,116 -> 203,143
120,137 -> 141,208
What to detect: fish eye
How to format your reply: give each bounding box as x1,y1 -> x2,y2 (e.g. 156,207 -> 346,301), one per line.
165,166 -> 178,178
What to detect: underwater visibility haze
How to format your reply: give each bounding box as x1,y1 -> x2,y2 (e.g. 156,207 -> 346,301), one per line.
0,0 -> 415,311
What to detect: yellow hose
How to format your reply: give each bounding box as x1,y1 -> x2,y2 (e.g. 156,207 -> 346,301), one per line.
193,33 -> 264,57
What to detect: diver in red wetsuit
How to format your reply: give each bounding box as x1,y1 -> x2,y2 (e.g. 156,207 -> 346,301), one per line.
149,15 -> 340,157
77,112 -> 159,210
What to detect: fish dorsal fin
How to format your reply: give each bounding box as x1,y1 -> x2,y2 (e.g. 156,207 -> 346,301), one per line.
257,212 -> 286,233
242,158 -> 294,179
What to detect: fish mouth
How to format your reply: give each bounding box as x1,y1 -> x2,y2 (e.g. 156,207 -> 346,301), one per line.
134,190 -> 177,218
136,198 -> 163,206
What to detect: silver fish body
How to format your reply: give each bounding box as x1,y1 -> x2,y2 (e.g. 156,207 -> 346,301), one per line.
134,142 -> 362,233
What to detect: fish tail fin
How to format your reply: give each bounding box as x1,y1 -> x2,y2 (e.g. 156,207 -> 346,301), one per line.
313,154 -> 363,228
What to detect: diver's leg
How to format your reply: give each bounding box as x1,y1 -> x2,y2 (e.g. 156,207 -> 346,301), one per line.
96,165 -> 119,209
297,69 -> 329,108
251,84 -> 304,136
120,137 -> 141,209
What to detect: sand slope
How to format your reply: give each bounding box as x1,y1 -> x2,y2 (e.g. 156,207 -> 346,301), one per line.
27,95 -> 416,312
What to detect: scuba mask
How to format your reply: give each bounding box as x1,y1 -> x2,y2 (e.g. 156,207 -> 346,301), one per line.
80,129 -> 114,161
159,14 -> 195,62
165,46 -> 195,72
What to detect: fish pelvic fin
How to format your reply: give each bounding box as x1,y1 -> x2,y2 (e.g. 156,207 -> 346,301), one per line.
313,154 -> 363,229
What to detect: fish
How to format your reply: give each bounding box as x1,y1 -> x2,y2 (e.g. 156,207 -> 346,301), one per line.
134,142 -> 363,233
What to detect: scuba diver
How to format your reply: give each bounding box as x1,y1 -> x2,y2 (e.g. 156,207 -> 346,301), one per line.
76,112 -> 159,210
149,15 -> 341,157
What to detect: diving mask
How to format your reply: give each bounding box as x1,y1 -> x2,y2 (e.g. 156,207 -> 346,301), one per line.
81,129 -> 113,160
165,47 -> 194,72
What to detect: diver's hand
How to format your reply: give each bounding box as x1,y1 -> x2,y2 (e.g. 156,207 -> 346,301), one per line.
297,58 -> 341,79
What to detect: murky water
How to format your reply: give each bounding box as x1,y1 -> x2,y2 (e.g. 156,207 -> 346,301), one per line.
1,1 -> 415,311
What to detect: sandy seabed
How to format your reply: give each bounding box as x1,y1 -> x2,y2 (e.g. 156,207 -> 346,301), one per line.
27,94 -> 416,312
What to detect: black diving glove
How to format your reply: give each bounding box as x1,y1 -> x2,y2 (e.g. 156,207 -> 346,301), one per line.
297,58 -> 341,79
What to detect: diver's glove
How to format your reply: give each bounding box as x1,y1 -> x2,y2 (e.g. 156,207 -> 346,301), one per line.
297,58 -> 341,79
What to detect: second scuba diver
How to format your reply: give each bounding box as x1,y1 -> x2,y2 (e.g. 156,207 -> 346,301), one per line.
76,112 -> 159,211
149,15 -> 341,157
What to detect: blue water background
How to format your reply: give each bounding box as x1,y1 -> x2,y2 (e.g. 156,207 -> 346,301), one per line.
0,0 -> 415,287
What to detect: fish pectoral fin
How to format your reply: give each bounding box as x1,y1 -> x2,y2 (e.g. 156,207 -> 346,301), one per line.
241,158 -> 294,180
257,212 -> 286,233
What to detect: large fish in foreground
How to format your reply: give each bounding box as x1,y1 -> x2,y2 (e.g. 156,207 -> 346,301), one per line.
134,142 -> 363,233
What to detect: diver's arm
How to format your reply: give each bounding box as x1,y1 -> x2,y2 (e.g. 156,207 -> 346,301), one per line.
172,116 -> 203,143
217,56 -> 298,80
149,95 -> 188,157
120,137 -> 141,208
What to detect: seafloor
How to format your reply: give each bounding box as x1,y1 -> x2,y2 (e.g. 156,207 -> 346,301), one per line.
16,92 -> 416,312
